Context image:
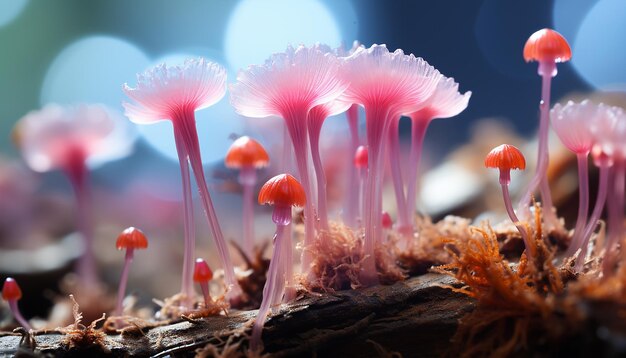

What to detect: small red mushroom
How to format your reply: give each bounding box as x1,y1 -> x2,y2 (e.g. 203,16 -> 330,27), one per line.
381,211 -> 393,230
114,227 -> 148,316
2,277 -> 31,330
518,29 -> 572,229
353,145 -> 369,224
485,144 -> 533,260
225,136 -> 269,256
251,174 -> 306,351
193,258 -> 213,307
354,145 -> 368,169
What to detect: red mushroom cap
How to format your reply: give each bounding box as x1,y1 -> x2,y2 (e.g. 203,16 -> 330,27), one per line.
523,29 -> 572,63
225,136 -> 269,169
381,211 -> 393,229
484,144 -> 526,171
258,174 -> 306,207
116,227 -> 148,250
2,277 -> 22,301
193,258 -> 213,283
354,145 -> 368,169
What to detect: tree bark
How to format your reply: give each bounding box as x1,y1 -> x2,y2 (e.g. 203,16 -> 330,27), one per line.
0,274 -> 474,357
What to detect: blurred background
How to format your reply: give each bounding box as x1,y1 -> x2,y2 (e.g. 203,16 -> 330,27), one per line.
0,0 -> 625,319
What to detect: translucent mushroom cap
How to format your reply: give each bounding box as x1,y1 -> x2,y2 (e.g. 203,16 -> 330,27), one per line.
122,58 -> 227,124
354,145 -> 368,169
224,136 -> 269,169
551,100 -> 597,154
410,75 -> 472,120
590,104 -> 626,161
484,144 -> 526,170
341,44 -> 441,116
230,44 -> 348,119
523,28 -> 572,63
258,174 -> 306,208
116,227 -> 148,250
193,258 -> 213,283
14,104 -> 133,173
2,277 -> 22,301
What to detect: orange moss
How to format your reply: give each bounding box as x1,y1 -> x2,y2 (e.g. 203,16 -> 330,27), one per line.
434,204 -> 573,357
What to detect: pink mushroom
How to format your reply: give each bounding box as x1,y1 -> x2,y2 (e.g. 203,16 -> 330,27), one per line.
14,104 -> 132,288
550,100 -> 597,257
230,45 -> 348,273
123,58 -> 240,302
403,76 -> 471,234
340,44 -> 440,285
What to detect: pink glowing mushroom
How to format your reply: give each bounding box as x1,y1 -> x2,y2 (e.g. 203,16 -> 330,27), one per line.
403,76 -> 471,233
485,144 -> 533,261
14,104 -> 133,288
341,44 -> 440,285
518,29 -> 572,228
114,227 -> 148,316
2,277 -> 31,330
587,105 -> 626,275
123,58 -> 240,302
550,100 -> 597,258
251,174 -> 306,352
230,45 -> 347,273
225,136 -> 270,256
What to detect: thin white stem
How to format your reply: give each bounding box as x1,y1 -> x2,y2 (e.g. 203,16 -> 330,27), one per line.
173,124 -> 196,305
115,249 -> 134,316
575,165 -> 609,271
9,300 -> 31,330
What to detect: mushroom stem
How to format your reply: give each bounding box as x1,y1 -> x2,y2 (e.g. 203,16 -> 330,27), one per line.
518,61 -> 559,229
283,110 -> 316,274
172,111 -> 241,298
566,153 -> 590,257
239,166 -> 257,256
173,125 -> 196,306
362,106 -> 391,286
8,300 -> 31,330
603,160 -> 625,276
358,167 -> 366,225
575,165 -> 610,271
344,104 -> 361,228
387,116 -> 411,233
251,214 -> 289,352
64,150 -> 98,288
199,281 -> 211,307
307,108 -> 330,231
500,169 -> 534,261
406,116 -> 429,231
115,249 -> 135,316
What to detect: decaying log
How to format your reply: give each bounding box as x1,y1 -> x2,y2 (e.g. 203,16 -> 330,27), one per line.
0,274 -> 473,357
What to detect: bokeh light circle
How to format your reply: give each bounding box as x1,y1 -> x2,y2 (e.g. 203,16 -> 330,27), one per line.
570,0 -> 626,90
0,0 -> 29,28
224,0 -> 342,72
40,35 -> 150,109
